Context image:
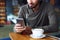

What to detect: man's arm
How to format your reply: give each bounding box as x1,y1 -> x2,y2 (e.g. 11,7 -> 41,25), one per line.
44,10 -> 58,33
34,10 -> 58,33
18,7 -> 24,18
13,7 -> 25,33
34,5 -> 58,33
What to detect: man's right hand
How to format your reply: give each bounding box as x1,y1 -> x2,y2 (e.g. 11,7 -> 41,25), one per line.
14,24 -> 26,33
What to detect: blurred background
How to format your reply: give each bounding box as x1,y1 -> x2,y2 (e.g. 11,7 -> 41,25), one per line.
0,0 -> 60,39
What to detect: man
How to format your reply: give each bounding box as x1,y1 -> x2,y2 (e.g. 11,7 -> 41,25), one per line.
14,0 -> 58,33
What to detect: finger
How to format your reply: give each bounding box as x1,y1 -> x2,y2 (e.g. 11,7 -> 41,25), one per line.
19,27 -> 26,30
17,28 -> 26,31
16,28 -> 25,33
16,27 -> 26,31
15,26 -> 24,29
15,24 -> 21,27
16,29 -> 22,33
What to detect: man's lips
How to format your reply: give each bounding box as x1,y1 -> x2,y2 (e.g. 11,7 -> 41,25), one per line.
29,3 -> 34,6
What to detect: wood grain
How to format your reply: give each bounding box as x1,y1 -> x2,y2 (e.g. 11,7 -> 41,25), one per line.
9,32 -> 58,40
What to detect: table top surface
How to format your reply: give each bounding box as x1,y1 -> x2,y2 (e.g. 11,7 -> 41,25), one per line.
9,32 -> 58,40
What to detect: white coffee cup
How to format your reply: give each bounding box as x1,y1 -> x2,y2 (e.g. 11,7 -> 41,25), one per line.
31,29 -> 44,37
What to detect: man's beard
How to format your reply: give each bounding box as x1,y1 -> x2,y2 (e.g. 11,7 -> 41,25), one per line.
29,3 -> 39,9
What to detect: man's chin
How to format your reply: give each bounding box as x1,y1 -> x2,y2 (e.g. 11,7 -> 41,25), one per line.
28,5 -> 36,8
29,7 -> 33,9
29,6 -> 35,9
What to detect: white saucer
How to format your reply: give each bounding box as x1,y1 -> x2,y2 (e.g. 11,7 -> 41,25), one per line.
30,34 -> 46,38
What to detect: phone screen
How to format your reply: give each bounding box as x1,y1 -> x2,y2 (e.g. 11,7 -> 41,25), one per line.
17,18 -> 25,26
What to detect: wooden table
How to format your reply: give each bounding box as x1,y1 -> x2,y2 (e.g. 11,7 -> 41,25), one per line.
9,32 -> 58,40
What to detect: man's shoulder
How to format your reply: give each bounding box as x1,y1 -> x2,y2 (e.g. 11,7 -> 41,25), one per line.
45,2 -> 54,8
44,2 -> 54,11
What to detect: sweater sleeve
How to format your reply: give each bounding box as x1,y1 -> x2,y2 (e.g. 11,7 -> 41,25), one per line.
18,7 -> 24,18
33,4 -> 58,33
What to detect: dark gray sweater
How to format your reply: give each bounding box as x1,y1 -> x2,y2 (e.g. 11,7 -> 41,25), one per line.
18,2 -> 58,33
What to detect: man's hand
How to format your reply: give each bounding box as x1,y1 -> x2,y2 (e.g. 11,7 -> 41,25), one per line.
21,26 -> 32,35
14,24 -> 26,33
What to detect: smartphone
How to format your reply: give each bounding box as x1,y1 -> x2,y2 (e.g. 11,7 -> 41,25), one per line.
17,18 -> 25,26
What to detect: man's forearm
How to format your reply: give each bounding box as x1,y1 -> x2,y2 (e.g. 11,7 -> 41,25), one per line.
34,24 -> 58,33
